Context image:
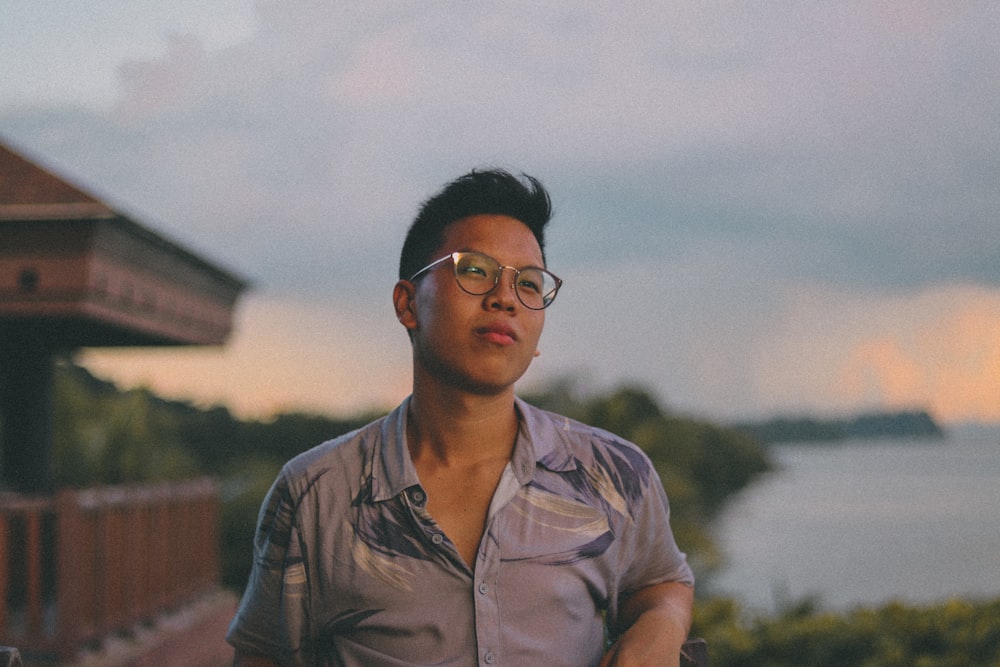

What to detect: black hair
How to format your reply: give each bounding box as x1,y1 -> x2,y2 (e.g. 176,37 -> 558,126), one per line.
398,169 -> 553,281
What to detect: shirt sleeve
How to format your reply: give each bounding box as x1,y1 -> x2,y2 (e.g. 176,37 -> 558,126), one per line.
618,449 -> 695,596
226,470 -> 311,666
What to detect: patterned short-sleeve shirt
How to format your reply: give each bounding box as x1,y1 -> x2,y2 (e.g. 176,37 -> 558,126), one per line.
226,396 -> 693,666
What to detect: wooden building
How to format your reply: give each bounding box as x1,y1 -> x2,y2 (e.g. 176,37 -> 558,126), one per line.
0,140 -> 247,494
0,139 -> 246,665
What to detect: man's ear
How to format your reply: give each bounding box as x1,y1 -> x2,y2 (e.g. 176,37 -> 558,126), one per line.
393,280 -> 419,332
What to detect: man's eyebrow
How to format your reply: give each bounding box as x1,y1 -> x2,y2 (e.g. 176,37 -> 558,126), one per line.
455,248 -> 547,269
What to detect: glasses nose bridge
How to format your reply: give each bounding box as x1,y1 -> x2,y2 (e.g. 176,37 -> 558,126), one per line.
484,264 -> 519,305
494,263 -> 519,287
472,263 -> 517,312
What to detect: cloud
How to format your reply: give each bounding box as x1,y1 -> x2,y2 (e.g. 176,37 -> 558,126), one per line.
7,2 -> 998,293
0,1 -> 256,108
3,2 -> 999,423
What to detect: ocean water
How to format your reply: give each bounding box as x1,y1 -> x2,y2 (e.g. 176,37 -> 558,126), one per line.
704,425 -> 1000,612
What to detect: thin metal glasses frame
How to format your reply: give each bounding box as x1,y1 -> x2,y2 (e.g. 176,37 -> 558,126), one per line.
408,251 -> 562,310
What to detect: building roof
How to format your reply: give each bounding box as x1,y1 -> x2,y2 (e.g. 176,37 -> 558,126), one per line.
0,138 -> 248,347
0,141 -> 117,220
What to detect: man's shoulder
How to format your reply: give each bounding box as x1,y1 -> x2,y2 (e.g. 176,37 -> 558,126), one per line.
520,401 -> 663,520
519,400 -> 654,468
280,414 -> 386,481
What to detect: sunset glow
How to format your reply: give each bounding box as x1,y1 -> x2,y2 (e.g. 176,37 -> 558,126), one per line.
834,287 -> 1000,423
80,285 -> 1000,425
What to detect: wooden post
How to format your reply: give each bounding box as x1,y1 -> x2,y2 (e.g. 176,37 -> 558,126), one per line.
55,489 -> 84,659
74,489 -> 100,644
106,489 -> 126,632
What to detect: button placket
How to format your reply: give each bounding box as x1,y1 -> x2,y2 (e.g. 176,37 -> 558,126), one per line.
404,487 -> 446,553
474,525 -> 501,666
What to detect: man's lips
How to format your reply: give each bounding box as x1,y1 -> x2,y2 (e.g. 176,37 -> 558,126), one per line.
475,323 -> 519,345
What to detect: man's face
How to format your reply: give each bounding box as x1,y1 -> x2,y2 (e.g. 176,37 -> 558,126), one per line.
399,214 -> 547,396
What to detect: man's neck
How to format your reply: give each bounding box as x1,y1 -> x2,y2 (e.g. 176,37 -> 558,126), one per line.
406,383 -> 520,467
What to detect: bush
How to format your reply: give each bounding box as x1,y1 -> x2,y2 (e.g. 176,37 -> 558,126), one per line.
692,596 -> 1000,667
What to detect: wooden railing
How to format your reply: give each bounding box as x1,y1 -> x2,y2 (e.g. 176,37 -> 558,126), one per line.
0,478 -> 220,661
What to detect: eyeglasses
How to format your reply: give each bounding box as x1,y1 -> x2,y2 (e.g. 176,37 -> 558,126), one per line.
409,251 -> 563,310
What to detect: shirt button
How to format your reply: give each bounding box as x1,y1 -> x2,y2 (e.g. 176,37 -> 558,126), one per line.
431,533 -> 444,545
484,651 -> 496,664
411,490 -> 425,503
478,582 -> 489,595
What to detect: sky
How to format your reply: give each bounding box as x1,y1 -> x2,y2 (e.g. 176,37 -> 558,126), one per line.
2,2 -> 998,425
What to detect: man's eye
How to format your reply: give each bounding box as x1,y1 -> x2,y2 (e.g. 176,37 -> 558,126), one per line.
518,278 -> 541,294
518,270 -> 545,294
461,265 -> 490,278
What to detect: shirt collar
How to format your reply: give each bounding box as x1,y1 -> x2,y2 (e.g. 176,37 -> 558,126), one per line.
513,396 -> 578,476
370,397 -> 420,503
370,395 -> 578,503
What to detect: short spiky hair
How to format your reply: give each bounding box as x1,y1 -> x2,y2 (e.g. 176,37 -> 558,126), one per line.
398,169 -> 553,281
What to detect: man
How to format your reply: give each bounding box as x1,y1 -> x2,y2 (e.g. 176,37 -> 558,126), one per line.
228,170 -> 694,666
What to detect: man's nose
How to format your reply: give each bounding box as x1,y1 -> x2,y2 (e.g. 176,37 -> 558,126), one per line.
486,267 -> 518,310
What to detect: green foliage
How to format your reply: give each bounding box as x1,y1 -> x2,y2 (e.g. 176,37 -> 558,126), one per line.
692,596 -> 1000,667
53,360 -> 200,486
218,456 -> 284,589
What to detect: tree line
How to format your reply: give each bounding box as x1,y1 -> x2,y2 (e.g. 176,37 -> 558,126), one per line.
49,360 -> 1000,665
51,361 -> 769,589
732,410 -> 944,444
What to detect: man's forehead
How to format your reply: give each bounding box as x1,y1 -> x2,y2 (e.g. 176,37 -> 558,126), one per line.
439,214 -> 544,262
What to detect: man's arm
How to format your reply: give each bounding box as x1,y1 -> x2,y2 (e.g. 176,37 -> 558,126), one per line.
600,580 -> 694,667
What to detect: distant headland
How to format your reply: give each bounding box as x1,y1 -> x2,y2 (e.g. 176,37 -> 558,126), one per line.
730,410 -> 944,445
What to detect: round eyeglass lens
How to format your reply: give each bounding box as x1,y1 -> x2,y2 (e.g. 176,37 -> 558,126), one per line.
454,253 -> 496,293
453,252 -> 558,309
514,267 -> 555,309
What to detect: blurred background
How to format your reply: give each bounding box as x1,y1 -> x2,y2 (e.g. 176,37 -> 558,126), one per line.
2,3 -> 998,665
